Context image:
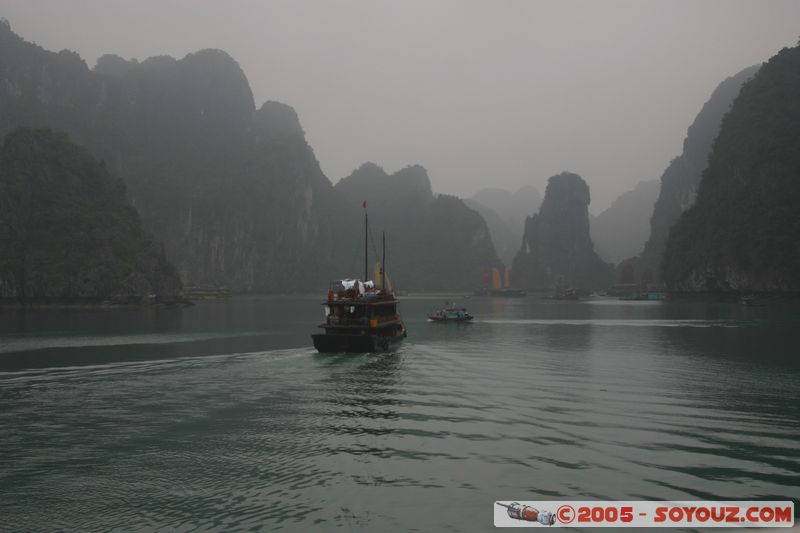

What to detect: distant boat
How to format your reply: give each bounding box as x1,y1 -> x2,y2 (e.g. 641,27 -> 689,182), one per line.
428,302 -> 474,322
543,287 -> 579,300
475,267 -> 525,296
311,206 -> 406,353
490,288 -> 527,297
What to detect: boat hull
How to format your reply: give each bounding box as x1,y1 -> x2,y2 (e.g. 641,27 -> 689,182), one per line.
491,289 -> 527,297
312,333 -> 404,353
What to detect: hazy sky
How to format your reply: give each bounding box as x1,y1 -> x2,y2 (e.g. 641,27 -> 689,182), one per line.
2,1 -> 798,212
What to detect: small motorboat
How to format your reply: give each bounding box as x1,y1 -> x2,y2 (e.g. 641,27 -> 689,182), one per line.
428,303 -> 474,322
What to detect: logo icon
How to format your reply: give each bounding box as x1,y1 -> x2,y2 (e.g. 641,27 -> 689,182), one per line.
496,502 -> 556,526
556,504 -> 575,524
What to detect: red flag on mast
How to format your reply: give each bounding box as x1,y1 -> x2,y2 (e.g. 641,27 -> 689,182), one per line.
362,200 -> 367,208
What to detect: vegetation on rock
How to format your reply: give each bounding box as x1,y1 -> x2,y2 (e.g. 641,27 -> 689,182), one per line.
663,46 -> 800,292
0,24 -> 500,291
511,172 -> 612,289
335,163 -> 502,291
0,128 -> 182,303
637,65 -> 760,283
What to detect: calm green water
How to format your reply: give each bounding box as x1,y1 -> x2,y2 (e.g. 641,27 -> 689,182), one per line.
1,296 -> 799,532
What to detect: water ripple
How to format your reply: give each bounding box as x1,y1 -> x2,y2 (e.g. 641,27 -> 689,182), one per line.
2,301 -> 799,532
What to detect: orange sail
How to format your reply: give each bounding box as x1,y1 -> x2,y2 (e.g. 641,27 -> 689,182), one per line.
491,268 -> 502,289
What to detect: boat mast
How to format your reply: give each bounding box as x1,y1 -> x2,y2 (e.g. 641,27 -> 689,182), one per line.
382,231 -> 386,291
364,206 -> 368,282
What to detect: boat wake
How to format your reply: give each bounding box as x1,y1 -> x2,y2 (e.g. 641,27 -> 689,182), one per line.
0,347 -> 313,381
479,318 -> 755,328
0,331 -> 271,354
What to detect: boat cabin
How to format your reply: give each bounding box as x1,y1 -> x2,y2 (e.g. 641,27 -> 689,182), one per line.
320,279 -> 402,337
311,212 -> 406,353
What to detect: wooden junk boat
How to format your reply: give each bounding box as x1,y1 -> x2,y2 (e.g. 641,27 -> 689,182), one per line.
312,208 -> 406,353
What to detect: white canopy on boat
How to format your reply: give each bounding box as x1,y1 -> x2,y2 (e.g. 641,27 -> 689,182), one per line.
340,279 -> 375,295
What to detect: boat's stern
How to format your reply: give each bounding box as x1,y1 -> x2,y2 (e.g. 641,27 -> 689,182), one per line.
313,333 -> 397,353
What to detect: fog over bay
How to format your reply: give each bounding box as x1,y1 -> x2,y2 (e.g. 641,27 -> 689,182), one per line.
2,0 -> 798,211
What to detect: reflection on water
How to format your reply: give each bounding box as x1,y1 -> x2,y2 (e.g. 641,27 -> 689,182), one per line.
1,296 -> 799,531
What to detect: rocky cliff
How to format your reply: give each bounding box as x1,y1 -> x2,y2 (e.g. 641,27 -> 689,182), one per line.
662,46 -> 800,292
466,185 -> 542,265
0,23 -> 345,292
511,172 -> 612,289
463,198 -> 516,266
0,128 -> 182,303
637,65 -> 760,283
0,23 -> 503,292
335,163 -> 502,291
590,180 -> 660,265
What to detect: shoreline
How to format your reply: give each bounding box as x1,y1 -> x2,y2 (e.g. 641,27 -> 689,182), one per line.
4,290 -> 800,309
0,299 -> 195,310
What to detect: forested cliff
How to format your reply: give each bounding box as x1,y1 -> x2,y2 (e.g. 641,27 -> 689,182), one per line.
335,163 -> 501,291
0,128 -> 182,303
662,46 -> 800,292
637,65 -> 759,282
511,173 -> 612,289
0,23 -> 497,292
